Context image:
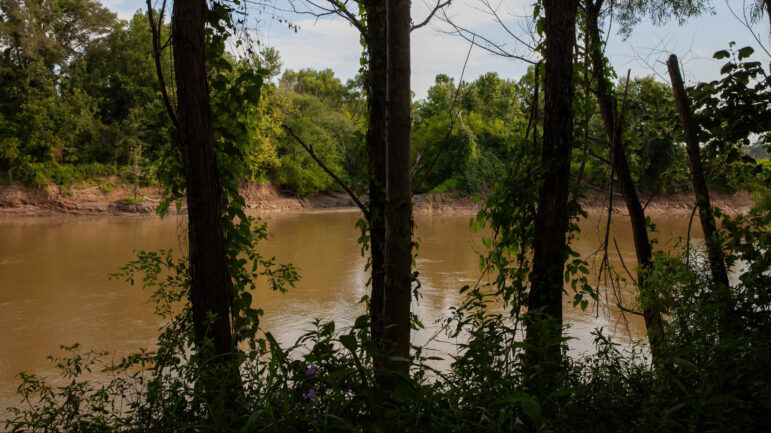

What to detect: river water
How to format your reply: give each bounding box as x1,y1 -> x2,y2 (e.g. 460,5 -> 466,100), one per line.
0,209 -> 700,412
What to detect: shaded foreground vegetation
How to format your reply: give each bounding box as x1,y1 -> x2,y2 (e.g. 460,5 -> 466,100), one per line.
3,0 -> 771,432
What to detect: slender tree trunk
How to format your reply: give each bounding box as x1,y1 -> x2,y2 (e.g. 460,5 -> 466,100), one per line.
172,0 -> 237,403
766,0 -> 771,72
667,54 -> 735,331
364,0 -> 388,367
525,0 -> 578,394
667,55 -> 730,289
585,1 -> 663,361
383,0 -> 413,376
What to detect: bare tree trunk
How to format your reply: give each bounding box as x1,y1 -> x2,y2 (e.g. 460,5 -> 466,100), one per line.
525,0 -> 578,395
667,54 -> 734,329
766,0 -> 771,72
585,0 -> 663,361
364,0 -> 388,367
172,0 -> 237,404
383,0 -> 413,376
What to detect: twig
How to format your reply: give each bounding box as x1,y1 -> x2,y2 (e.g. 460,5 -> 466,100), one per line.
282,124 -> 369,218
588,150 -> 613,166
412,37 -> 474,192
641,189 -> 659,212
616,303 -> 644,316
685,203 -> 698,266
613,237 -> 638,286
412,0 -> 452,31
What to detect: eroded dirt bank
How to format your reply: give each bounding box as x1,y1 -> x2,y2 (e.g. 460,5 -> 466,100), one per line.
0,181 -> 756,217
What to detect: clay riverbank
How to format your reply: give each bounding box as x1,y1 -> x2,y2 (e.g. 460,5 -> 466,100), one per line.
0,181 -> 756,217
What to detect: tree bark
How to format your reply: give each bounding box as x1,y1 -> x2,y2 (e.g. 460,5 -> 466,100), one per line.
172,0 -> 237,400
585,0 -> 663,361
383,0 -> 413,376
364,0 -> 388,367
525,0 -> 578,393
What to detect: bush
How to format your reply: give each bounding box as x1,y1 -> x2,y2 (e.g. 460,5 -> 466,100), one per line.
8,160 -> 120,188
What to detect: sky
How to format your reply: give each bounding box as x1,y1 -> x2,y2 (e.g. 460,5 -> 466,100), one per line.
103,0 -> 771,98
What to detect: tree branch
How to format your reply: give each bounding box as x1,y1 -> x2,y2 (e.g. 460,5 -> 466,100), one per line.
412,0 -> 452,31
411,37 -> 474,192
282,124 -> 369,218
147,0 -> 178,129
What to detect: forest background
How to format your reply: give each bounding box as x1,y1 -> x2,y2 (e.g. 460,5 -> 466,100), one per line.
2,0 -> 769,201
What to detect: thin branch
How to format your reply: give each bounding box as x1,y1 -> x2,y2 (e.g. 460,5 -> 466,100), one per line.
412,0 -> 452,31
412,37 -> 474,192
685,203 -> 698,266
641,189 -> 659,212
616,303 -> 644,316
613,237 -> 638,286
439,7 -> 539,65
282,124 -> 369,218
147,0 -> 178,129
588,150 -> 613,166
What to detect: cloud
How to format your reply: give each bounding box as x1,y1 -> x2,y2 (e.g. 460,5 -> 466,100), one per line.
260,0 -> 538,96
109,0 -> 770,97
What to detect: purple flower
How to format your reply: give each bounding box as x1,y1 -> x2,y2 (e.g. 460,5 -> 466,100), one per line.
304,389 -> 315,400
500,408 -> 505,414
480,413 -> 491,423
541,422 -> 548,429
515,416 -> 524,425
305,364 -> 317,375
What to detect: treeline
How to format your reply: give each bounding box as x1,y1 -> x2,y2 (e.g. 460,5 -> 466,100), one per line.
2,1 -> 766,198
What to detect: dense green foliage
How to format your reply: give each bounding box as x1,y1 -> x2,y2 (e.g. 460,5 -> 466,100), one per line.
2,2 -> 767,197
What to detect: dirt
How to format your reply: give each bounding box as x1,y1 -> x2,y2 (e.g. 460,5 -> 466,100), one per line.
0,181 -> 755,217
0,181 -> 357,217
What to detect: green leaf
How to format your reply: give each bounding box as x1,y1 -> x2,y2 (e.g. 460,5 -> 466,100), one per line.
737,46 -> 754,60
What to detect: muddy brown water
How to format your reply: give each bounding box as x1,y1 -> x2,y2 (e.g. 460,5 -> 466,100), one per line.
0,209 -> 702,413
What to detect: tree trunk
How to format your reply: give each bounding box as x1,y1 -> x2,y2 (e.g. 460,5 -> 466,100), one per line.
666,55 -> 730,289
585,0 -> 663,361
525,0 -> 578,394
383,0 -> 413,376
667,54 -> 734,330
364,0 -> 388,367
172,0 -> 237,403
766,0 -> 771,72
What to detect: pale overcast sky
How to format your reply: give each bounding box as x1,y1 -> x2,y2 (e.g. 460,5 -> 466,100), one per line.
104,0 -> 770,98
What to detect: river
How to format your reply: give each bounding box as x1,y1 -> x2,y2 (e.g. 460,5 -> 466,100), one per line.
0,209 -> 701,412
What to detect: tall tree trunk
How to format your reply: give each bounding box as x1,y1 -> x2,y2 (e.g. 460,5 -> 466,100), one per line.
667,54 -> 734,329
585,0 -> 663,361
364,0 -> 388,367
525,0 -> 578,394
766,0 -> 771,72
383,0 -> 413,376
172,0 -> 237,404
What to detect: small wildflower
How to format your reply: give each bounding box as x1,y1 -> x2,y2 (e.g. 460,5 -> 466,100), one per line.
304,389 -> 315,400
515,416 -> 524,425
480,413 -> 491,423
541,422 -> 548,429
305,364 -> 317,375
500,408 -> 505,414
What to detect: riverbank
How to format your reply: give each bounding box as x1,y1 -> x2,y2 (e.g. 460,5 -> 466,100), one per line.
0,181 -> 756,217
